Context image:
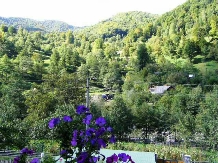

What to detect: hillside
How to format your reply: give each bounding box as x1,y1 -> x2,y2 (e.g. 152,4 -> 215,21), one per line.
147,0 -> 218,63
75,11 -> 158,39
0,16 -> 79,32
0,11 -> 157,34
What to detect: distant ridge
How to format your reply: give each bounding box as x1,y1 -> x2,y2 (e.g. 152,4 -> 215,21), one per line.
76,11 -> 158,38
0,11 -> 157,33
0,16 -> 80,32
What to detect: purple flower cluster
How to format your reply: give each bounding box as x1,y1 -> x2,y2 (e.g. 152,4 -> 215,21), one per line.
76,152 -> 89,163
106,153 -> 135,163
14,105 -> 134,163
13,156 -> 20,163
21,147 -> 34,155
70,119 -> 115,151
76,105 -> 89,114
96,117 -> 106,126
48,115 -> 73,129
48,117 -> 60,129
52,105 -> 134,163
13,148 -> 39,163
83,114 -> 92,125
30,158 -> 40,163
63,115 -> 73,122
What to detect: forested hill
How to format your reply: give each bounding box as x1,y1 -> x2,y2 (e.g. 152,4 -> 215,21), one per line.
148,0 -> 218,63
0,11 -> 156,33
75,11 -> 158,38
0,17 -> 78,32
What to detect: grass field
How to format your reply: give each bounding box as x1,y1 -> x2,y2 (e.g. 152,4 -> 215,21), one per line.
194,60 -> 218,75
164,55 -> 218,75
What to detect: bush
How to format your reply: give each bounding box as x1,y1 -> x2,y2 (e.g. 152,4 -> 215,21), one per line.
107,142 -> 209,161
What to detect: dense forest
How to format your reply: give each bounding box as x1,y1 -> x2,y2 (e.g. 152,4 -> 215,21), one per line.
0,17 -> 78,32
0,0 -> 218,151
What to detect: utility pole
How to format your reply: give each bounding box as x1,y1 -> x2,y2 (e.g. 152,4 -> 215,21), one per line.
86,71 -> 89,109
86,71 -> 89,130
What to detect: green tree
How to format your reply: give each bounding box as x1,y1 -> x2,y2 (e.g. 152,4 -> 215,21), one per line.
31,52 -> 45,80
0,24 -> 8,32
66,30 -> 74,44
8,26 -> 17,34
132,99 -> 159,139
196,86 -> 218,149
106,95 -> 133,140
137,43 -> 150,70
0,78 -> 30,148
86,52 -> 101,81
49,49 -> 61,73
209,16 -> 218,36
24,72 -> 86,124
102,61 -> 123,92
0,54 -> 14,82
170,86 -> 202,142
92,38 -> 103,52
182,40 -> 199,62
0,113 -> 28,149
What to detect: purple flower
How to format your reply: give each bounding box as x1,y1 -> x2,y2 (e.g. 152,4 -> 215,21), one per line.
97,138 -> 106,148
30,158 -> 40,163
13,156 -> 20,163
109,135 -> 116,143
81,136 -> 88,144
86,128 -> 95,136
89,156 -> 99,163
21,147 -> 29,154
83,114 -> 92,125
77,152 -> 88,163
76,105 -> 89,114
80,131 -> 84,137
111,154 -> 119,162
106,154 -> 118,163
48,117 -> 60,129
95,117 -> 106,126
106,157 -> 113,163
63,115 -> 72,122
95,127 -> 106,137
71,139 -> 77,146
21,147 -> 33,155
118,153 -> 129,162
60,149 -> 67,155
90,138 -> 97,145
28,149 -> 34,155
73,130 -> 78,139
107,127 -> 113,132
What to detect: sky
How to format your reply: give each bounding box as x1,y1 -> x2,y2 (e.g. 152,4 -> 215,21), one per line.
0,0 -> 187,27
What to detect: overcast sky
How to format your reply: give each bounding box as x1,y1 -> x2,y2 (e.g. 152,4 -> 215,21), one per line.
0,0 -> 187,27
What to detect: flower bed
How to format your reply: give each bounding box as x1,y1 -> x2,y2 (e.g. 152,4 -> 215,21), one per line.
14,105 -> 135,163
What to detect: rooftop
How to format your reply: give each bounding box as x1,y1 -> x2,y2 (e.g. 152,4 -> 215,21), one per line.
149,86 -> 172,94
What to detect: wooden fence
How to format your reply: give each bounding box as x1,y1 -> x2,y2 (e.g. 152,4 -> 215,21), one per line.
0,150 -> 41,163
157,159 -> 184,163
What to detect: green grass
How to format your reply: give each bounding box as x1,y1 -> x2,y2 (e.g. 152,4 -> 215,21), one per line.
164,55 -> 218,76
164,56 -> 190,67
194,60 -> 218,75
89,86 -> 105,94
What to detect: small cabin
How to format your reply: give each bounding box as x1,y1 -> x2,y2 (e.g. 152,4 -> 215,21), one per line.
149,86 -> 173,95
